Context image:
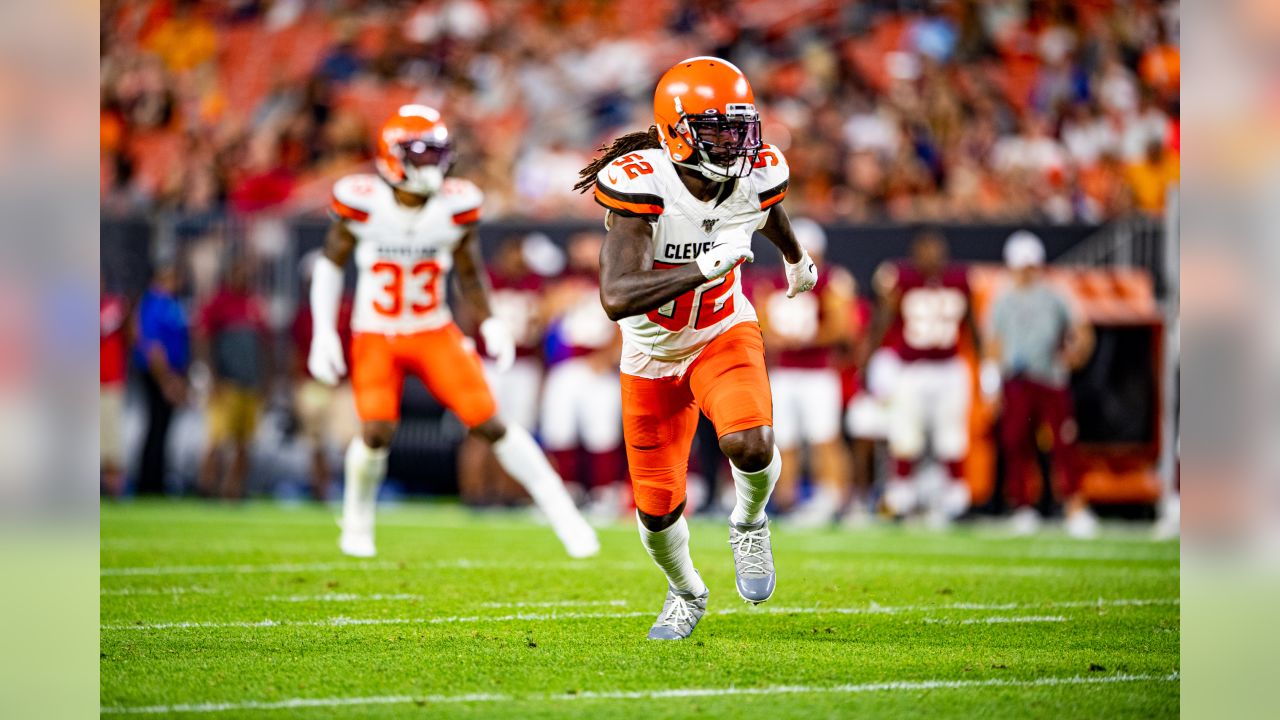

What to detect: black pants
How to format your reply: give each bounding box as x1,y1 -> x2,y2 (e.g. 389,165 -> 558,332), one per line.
136,371 -> 175,495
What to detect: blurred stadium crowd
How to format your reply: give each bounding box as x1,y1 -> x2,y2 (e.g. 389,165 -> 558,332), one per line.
101,0 -> 1180,223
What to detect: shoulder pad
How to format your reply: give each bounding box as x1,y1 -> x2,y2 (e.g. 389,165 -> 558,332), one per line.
749,144 -> 790,210
331,174 -> 382,223
442,177 -> 484,225
594,148 -> 666,220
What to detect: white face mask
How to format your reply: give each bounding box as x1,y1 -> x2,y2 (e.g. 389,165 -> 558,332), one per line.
398,164 -> 444,194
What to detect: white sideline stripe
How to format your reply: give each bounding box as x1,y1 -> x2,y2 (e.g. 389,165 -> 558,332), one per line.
264,593 -> 424,603
920,615 -> 1067,625
100,597 -> 1177,632
799,561 -> 1179,578
100,672 -> 1179,714
101,559 -> 620,577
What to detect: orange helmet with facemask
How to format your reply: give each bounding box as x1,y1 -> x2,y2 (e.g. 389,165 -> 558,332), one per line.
653,57 -> 762,181
374,105 -> 454,195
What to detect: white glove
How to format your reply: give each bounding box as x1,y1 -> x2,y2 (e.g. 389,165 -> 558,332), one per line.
307,255 -> 347,386
979,359 -> 1002,400
479,316 -> 515,372
696,227 -> 754,281
307,331 -> 346,386
785,249 -> 819,298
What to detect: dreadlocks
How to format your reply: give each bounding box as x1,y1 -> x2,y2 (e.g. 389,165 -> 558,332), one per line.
573,126 -> 662,194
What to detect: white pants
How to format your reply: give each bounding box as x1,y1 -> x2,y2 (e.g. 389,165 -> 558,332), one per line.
888,357 -> 971,462
483,357 -> 543,431
771,367 -> 842,450
540,357 -> 622,452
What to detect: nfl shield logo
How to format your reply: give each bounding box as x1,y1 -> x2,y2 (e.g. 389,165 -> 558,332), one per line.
702,218 -> 719,234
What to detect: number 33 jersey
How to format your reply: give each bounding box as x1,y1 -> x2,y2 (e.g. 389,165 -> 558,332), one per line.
593,144 -> 790,378
331,174 -> 483,336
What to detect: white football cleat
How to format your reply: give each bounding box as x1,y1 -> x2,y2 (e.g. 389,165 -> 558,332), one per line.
339,525 -> 377,558
1065,506 -> 1101,540
1008,506 -> 1042,537
883,480 -> 917,518
552,513 -> 601,558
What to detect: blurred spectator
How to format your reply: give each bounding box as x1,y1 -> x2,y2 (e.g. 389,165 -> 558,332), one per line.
98,0 -> 1179,224
291,251 -> 357,502
985,231 -> 1096,538
1126,140 -> 1181,215
100,279 -> 130,497
194,258 -> 271,499
133,263 -> 190,496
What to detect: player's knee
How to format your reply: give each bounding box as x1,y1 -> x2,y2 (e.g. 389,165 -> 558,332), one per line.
719,426 -> 775,472
470,417 -> 507,444
637,499 -> 686,532
362,422 -> 396,450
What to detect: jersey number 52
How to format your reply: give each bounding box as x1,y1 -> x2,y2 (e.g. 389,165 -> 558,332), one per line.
647,262 -> 737,331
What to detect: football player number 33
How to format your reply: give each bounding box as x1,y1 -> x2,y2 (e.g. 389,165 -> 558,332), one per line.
371,260 -> 442,316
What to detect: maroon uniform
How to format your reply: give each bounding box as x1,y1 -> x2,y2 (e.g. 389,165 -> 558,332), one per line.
758,268 -> 838,369
884,263 -> 971,362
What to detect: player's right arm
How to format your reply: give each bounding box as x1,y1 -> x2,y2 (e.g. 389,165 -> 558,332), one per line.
860,261 -> 901,366
598,214 -> 705,322
309,179 -> 366,385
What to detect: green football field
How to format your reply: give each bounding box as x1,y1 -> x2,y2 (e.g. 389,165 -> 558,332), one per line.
100,501 -> 1179,718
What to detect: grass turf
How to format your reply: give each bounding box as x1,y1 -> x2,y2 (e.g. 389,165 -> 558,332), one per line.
101,500 -> 1179,718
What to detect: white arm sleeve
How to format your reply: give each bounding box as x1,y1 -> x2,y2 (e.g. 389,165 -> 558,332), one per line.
310,255 -> 344,336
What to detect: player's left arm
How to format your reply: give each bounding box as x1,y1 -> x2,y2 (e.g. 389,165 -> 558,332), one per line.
756,203 -> 803,265
451,226 -> 494,322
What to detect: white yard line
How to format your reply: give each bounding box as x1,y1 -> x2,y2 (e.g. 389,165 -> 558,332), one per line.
263,593 -> 424,603
100,597 -> 1177,632
101,559 -> 621,577
101,586 -> 218,597
920,615 -> 1068,625
100,672 -> 1179,714
478,600 -> 628,608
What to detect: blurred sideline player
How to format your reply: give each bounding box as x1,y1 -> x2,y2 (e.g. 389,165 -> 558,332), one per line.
867,230 -> 981,522
308,104 -> 597,558
541,231 -> 625,519
754,218 -> 853,527
458,234 -> 555,506
576,57 -> 818,639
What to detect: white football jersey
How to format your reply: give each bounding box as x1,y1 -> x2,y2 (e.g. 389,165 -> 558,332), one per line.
331,174 -> 483,335
593,144 -> 789,378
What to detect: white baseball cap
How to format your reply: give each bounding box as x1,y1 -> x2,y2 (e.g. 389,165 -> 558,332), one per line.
1003,230 -> 1045,269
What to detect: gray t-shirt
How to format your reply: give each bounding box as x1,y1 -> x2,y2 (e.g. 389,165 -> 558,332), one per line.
990,282 -> 1073,387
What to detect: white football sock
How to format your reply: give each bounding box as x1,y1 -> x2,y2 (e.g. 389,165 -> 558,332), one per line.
343,438 -> 388,533
492,425 -> 578,513
730,445 -> 781,526
493,425 -> 599,557
638,514 -> 707,597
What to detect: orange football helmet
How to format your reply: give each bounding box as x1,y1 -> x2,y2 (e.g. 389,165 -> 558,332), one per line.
653,56 -> 762,181
375,104 -> 454,195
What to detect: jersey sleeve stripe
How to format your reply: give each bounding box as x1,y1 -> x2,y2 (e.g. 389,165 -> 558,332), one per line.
452,207 -> 481,225
593,187 -> 663,218
330,198 -> 369,223
596,183 -> 664,212
758,180 -> 788,209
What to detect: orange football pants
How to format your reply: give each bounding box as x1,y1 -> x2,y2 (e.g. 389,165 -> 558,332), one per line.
621,321 -> 773,516
351,324 -> 497,428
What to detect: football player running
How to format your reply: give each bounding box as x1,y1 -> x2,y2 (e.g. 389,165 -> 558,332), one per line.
310,105 -> 598,559
575,57 -> 817,640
